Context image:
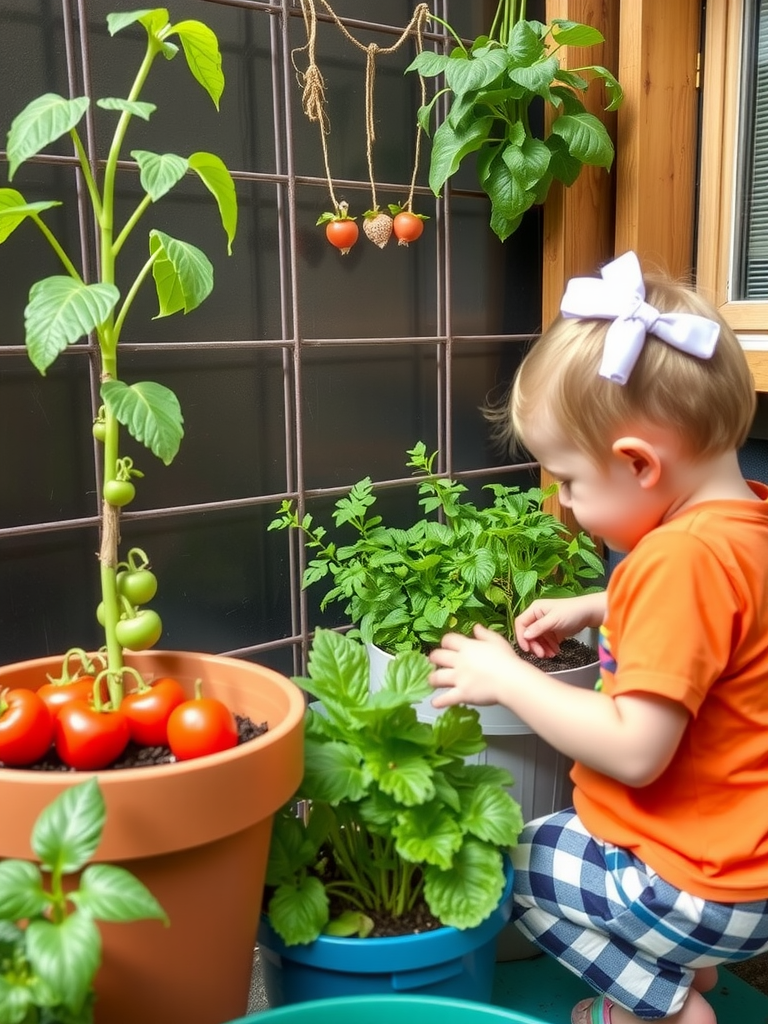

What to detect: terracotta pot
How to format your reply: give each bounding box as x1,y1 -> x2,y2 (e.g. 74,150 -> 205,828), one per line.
0,649 -> 306,1024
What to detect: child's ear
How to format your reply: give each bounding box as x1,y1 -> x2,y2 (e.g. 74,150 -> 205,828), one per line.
611,436 -> 662,488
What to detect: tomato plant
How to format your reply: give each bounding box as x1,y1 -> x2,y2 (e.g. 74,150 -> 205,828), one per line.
317,203 -> 359,255
38,676 -> 98,718
167,681 -> 238,761
122,677 -> 187,746
103,478 -> 136,507
389,206 -> 428,246
54,703 -> 130,770
0,688 -> 54,766
115,609 -> 163,651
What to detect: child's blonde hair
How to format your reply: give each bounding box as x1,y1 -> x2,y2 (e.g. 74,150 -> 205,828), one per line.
496,272 -> 756,463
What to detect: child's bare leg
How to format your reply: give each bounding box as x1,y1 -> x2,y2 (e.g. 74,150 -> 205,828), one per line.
572,988 -> 716,1024
691,966 -> 718,993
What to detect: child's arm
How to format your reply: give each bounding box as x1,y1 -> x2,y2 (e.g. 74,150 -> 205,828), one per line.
429,624 -> 688,787
514,592 -> 607,658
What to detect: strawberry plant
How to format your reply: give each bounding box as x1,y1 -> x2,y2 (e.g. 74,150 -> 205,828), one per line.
0,10 -> 237,719
0,777 -> 166,1024
264,628 -> 523,945
269,442 -> 604,654
407,1 -> 623,241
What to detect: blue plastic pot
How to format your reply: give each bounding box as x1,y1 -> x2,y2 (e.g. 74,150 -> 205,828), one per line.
227,994 -> 546,1024
257,860 -> 514,1007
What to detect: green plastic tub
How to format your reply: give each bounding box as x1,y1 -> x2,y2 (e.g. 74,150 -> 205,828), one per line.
226,993 -> 548,1024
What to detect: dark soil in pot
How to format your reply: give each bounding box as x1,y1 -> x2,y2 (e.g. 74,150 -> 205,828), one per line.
516,635 -> 598,674
0,715 -> 267,772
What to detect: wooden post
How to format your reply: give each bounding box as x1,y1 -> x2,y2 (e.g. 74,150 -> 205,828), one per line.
541,0 -> 619,534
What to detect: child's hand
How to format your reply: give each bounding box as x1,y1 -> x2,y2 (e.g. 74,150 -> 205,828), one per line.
428,625 -> 520,709
515,593 -> 607,659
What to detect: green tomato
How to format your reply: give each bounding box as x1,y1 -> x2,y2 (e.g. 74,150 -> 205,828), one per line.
92,420 -> 107,443
103,479 -> 136,507
115,610 -> 163,652
96,602 -> 106,626
117,569 -> 158,606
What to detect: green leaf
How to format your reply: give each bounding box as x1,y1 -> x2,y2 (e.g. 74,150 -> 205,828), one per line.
73,864 -> 168,924
393,802 -> 463,869
302,628 -> 369,708
100,378 -> 184,466
25,277 -> 120,375
267,876 -> 328,947
170,20 -> 224,109
0,860 -> 47,920
26,912 -> 100,1014
423,841 -> 506,929
428,116 -> 494,195
379,650 -> 433,703
97,97 -> 157,120
433,704 -> 484,758
509,55 -> 559,99
107,9 -> 168,36
149,229 -> 213,316
507,20 -> 545,66
550,111 -> 615,168
445,49 -> 510,95
188,152 -> 238,254
131,150 -> 188,201
587,65 -> 625,111
32,777 -> 105,874
324,910 -> 374,937
551,20 -> 605,47
0,976 -> 33,1024
406,51 -> 452,78
302,738 -> 370,804
460,785 -> 524,846
0,189 -> 61,244
501,135 -> 551,193
484,151 -> 535,236
6,94 -> 90,180
545,132 -> 583,186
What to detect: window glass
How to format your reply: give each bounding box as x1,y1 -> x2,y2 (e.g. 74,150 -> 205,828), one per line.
736,0 -> 768,297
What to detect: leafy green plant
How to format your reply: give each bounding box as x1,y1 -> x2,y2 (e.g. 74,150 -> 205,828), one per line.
406,1 -> 623,240
265,628 -> 524,946
269,442 -> 604,654
0,9 -> 237,705
0,778 -> 166,1024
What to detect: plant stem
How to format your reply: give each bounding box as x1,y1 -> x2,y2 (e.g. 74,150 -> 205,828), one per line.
95,36 -> 162,684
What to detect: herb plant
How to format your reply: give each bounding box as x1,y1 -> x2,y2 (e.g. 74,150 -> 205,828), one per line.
0,9 -> 237,705
406,1 -> 623,240
264,628 -> 524,946
269,442 -> 604,654
0,777 -> 166,1024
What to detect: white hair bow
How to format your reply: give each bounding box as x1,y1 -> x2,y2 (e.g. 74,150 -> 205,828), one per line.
559,251 -> 720,385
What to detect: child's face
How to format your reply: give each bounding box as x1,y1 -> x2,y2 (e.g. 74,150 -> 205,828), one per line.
523,419 -> 668,553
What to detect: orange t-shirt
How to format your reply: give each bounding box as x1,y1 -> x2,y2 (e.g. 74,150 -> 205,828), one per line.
572,481 -> 768,902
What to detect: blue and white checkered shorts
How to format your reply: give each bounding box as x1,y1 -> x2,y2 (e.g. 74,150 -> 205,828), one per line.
510,809 -> 768,1020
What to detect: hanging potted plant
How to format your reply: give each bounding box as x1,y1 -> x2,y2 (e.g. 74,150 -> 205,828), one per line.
0,9 -> 305,1024
406,1 -> 623,240
258,628 -> 524,1006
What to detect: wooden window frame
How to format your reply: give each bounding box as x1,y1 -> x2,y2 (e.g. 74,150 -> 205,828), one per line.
697,0 -> 768,390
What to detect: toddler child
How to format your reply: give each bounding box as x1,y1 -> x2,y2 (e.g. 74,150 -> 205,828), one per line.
428,251 -> 768,1024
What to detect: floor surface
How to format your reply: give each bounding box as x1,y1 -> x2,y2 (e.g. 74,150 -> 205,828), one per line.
248,948 -> 768,1022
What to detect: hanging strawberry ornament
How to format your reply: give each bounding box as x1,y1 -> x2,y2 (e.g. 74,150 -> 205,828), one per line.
389,205 -> 428,246
318,202 -> 359,255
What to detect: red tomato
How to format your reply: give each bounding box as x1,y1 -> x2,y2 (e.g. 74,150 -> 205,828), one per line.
0,689 -> 54,766
54,703 -> 130,770
37,676 -> 99,718
122,677 -> 187,747
392,211 -> 425,245
167,689 -> 238,762
325,219 -> 359,254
